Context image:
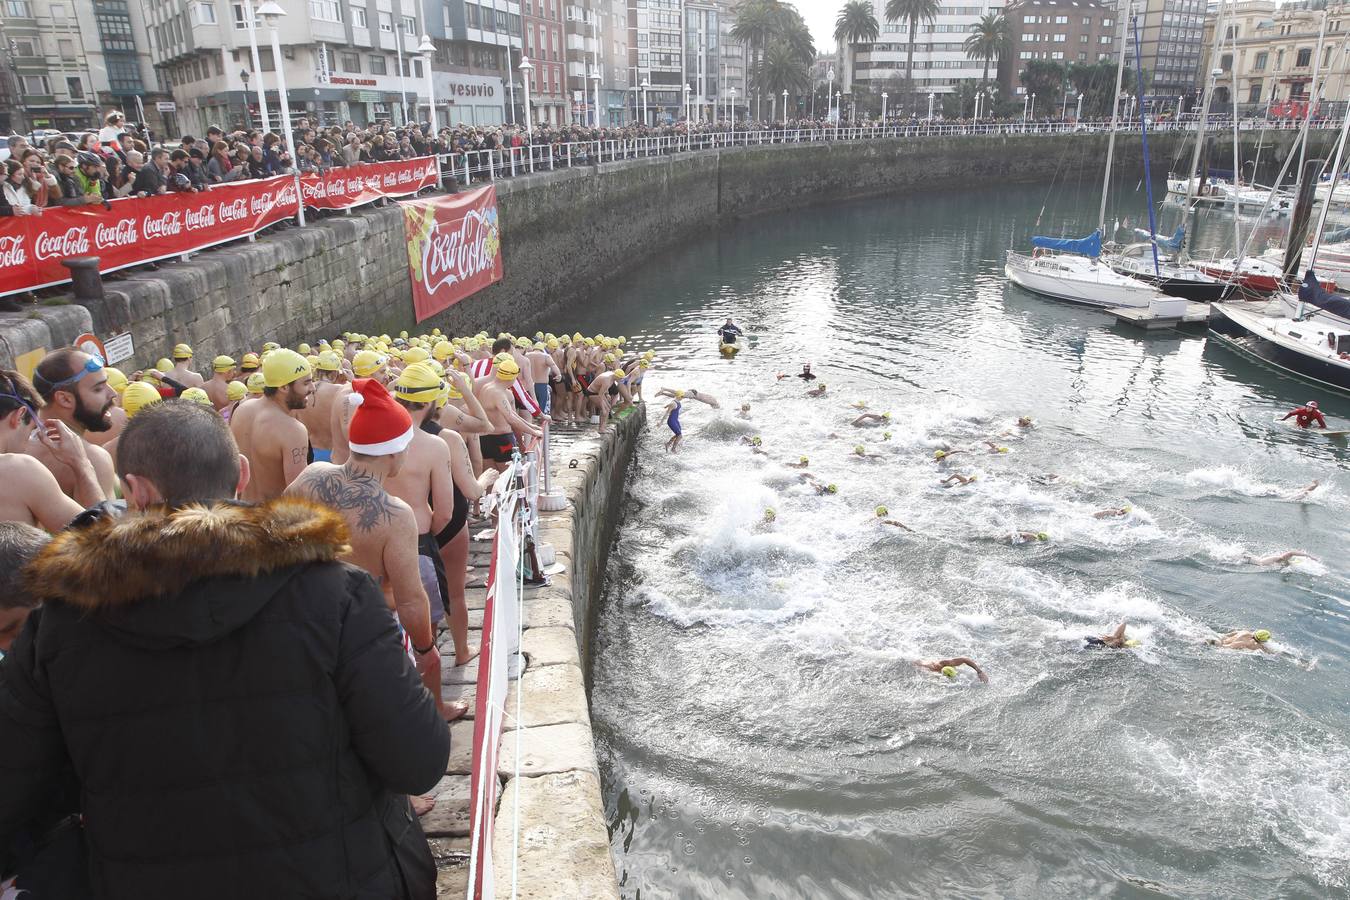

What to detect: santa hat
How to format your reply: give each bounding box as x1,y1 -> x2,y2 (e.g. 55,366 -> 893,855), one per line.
348,378 -> 415,456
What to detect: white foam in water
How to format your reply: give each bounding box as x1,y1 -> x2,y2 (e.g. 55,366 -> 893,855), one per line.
1177,465 -> 1291,499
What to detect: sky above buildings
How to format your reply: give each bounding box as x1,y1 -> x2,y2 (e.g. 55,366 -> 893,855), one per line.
799,0 -> 838,53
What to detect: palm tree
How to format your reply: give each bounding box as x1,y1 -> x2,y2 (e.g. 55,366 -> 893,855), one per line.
963,12 -> 1009,90
760,39 -> 812,116
731,0 -> 783,104
884,0 -> 941,112
834,0 -> 879,93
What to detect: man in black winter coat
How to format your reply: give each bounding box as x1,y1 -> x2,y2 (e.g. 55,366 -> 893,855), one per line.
0,400 -> 449,899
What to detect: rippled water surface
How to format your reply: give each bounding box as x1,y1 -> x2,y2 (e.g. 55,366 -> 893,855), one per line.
551,179 -> 1350,899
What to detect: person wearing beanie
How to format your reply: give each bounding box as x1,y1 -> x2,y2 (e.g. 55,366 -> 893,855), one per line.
285,378 -> 459,727
169,343 -> 204,389
203,355 -> 237,411
474,353 -> 542,472
229,348 -> 314,501
295,350 -> 347,465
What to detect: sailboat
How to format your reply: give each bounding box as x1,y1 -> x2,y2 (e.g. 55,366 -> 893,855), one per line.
1004,0 -> 1162,311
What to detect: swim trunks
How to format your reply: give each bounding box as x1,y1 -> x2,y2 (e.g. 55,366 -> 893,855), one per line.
418,532 -> 449,624
392,611 -> 417,666
311,447 -> 332,463
479,432 -> 516,462
534,382 -> 551,415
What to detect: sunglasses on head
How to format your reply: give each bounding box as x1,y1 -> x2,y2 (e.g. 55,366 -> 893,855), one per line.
34,356 -> 104,394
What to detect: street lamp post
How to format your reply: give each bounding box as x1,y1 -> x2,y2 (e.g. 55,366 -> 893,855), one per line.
418,35 -> 437,130
242,1 -> 270,132
1022,92 -> 1029,121
239,68 -> 253,128
256,1 -> 294,150
641,78 -> 649,126
835,91 -> 841,126
973,88 -> 980,123
1061,90 -> 1068,120
881,90 -> 888,126
782,89 -> 788,124
927,91 -> 935,120
392,14 -> 408,123
730,86 -> 736,123
827,66 -> 835,123
683,83 -> 691,148
519,55 -> 533,136
1030,92 -> 1036,121
1076,92 -> 1084,121
590,64 -> 601,128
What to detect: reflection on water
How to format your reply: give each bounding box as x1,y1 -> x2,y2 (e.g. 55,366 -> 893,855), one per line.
557,180 -> 1350,899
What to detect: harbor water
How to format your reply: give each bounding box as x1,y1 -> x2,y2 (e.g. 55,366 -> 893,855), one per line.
557,179 -> 1350,898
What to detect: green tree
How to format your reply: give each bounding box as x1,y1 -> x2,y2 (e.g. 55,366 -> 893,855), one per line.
1066,60 -> 1143,117
1019,59 -> 1064,115
731,0 -> 783,106
733,0 -> 814,118
760,38 -> 812,117
884,0 -> 941,112
834,0 -> 879,93
963,12 -> 1009,90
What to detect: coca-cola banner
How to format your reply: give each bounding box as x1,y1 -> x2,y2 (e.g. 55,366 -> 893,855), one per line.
0,175 -> 298,297
401,186 -> 502,323
299,156 -> 438,210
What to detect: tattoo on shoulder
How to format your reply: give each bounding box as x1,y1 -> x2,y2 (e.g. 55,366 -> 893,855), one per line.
300,468 -> 396,532
291,447 -> 306,466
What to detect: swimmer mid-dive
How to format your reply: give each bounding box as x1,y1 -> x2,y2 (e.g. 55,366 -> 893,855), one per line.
852,413 -> 890,427
1245,550 -> 1319,567
663,392 -> 684,452
1010,531 -> 1049,544
1207,629 -> 1274,653
941,473 -> 977,487
1093,506 -> 1132,519
806,383 -> 827,398
1084,622 -> 1139,649
655,386 -> 720,408
914,657 -> 989,683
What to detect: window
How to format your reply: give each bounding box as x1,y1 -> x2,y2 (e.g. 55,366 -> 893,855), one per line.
66,76 -> 84,98
106,57 -> 142,92
1051,51 -> 1063,59
496,9 -> 507,30
1019,50 -> 1032,59
526,24 -> 534,54
3,0 -> 31,15
341,52 -> 360,71
1296,48 -> 1311,67
1253,51 -> 1267,71
259,48 -> 275,70
50,2 -> 65,17
191,2 -> 216,24
378,11 -> 392,31
1248,82 -> 1261,103
1099,35 -> 1111,44
1023,14 -> 1035,23
1220,53 -> 1231,71
1078,51 -> 1086,60
233,2 -> 257,29
1102,17 -> 1112,27
1053,33 -> 1066,42
369,54 -> 387,74
401,14 -> 415,33
21,75 -> 51,94
1276,49 -> 1284,70
311,0 -> 342,22
1082,16 -> 1090,25
1054,15 -> 1066,23
58,37 -> 75,58
352,6 -> 366,26
465,4 -> 478,27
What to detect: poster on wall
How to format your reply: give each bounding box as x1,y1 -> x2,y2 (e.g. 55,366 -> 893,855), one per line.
400,186 -> 503,323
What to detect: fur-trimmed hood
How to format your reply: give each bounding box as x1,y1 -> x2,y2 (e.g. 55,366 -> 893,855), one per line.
25,498 -> 351,647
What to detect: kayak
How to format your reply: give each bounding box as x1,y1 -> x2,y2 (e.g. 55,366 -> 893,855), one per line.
719,342 -> 739,357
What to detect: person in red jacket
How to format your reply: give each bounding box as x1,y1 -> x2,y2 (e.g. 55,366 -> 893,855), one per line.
1282,400 -> 1327,429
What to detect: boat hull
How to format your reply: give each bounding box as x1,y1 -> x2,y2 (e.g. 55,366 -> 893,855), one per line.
1211,305 -> 1350,394
1006,251 -> 1158,309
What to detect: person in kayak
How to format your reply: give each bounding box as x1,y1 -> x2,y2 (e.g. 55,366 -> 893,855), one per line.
1282,400 -> 1327,429
718,319 -> 743,345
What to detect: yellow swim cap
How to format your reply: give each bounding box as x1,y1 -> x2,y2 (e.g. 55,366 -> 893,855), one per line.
297,342 -> 312,355
104,367 -> 128,395
751,436 -> 762,446
934,450 -> 947,459
826,484 -> 838,494
940,666 -> 957,678
262,341 -> 280,353
799,456 -> 809,465
399,330 -> 409,340
674,389 -> 686,399
316,351 -> 342,372
763,508 -> 777,522
155,358 -> 173,373
1254,629 -> 1271,642
1124,639 -> 1141,648
394,362 -> 444,402
402,346 -> 430,365
495,354 -> 521,381
262,348 -> 312,388
305,355 -> 320,369
212,355 -> 236,372
172,343 -> 193,359
246,372 -> 265,395
1036,532 -> 1049,541
240,352 -> 261,371
226,381 -> 247,402
854,444 -> 866,455
875,506 -> 888,517
180,387 -> 212,406
352,350 -> 386,378
882,431 -> 892,440
431,328 -> 442,337
433,340 -> 454,361
121,382 -> 162,417
546,339 -> 559,351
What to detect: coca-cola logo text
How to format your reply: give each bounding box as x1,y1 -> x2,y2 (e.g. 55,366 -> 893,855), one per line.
421,207 -> 497,295
34,227 -> 90,260
95,218 -> 138,249
0,235 -> 26,268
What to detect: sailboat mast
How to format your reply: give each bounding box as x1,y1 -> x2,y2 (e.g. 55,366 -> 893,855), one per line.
1230,16 -> 1241,255
1297,93 -> 1350,317
1180,0 -> 1228,247
1131,7 -> 1161,277
1294,11 -> 1329,197
1098,0 -> 1131,239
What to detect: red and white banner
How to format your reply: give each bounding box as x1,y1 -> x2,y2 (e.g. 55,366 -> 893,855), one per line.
299,156 -> 438,210
0,175 -> 298,296
400,186 -> 503,323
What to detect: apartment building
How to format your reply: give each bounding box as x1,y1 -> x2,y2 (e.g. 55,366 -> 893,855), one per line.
1000,0 -> 1117,97
1135,0 -> 1205,99
850,0 -> 1007,100
1201,0 -> 1350,112
521,0 -> 564,123
0,0 -> 168,135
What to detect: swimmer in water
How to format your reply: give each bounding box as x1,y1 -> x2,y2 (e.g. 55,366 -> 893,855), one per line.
805,383 -> 827,398
1010,531 -> 1050,544
655,386 -> 720,409
1207,629 -> 1274,653
1017,416 -> 1034,428
797,364 -> 816,381
852,413 -> 890,427
914,657 -> 989,683
802,474 -> 837,495
785,456 -> 810,469
1031,473 -> 1061,485
1244,550 -> 1319,567
740,435 -> 769,456
1084,622 -> 1138,649
982,441 -> 1010,454
1092,506 -> 1132,519
737,403 -> 752,419
872,507 -> 914,531
663,392 -> 683,453
1290,480 -> 1319,501
933,448 -> 966,462
851,444 -> 884,460
941,473 -> 977,487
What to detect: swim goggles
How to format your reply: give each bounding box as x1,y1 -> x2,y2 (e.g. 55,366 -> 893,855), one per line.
0,387 -> 40,424
33,355 -> 104,394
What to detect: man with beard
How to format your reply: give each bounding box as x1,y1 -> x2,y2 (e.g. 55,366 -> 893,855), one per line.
0,369 -> 92,530
28,349 -> 119,500
230,349 -> 314,501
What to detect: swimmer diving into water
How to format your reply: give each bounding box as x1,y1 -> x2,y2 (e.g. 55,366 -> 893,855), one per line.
663,392 -> 684,452
655,386 -> 720,408
914,658 -> 989,683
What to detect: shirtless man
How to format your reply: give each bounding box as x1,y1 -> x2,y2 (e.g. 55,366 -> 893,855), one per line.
914,657 -> 989,682
1010,531 -> 1050,544
330,349 -> 388,465
805,382 -> 827,398
941,473 -> 977,487
28,349 -> 118,500
295,351 -> 346,463
230,349 -> 313,501
475,354 -> 542,472
85,368 -> 128,449
0,369 -> 91,530
655,386 -> 720,409
1208,629 -> 1274,653
852,413 -> 890,427
168,343 -> 205,388
285,377 -> 459,721
385,364 -> 457,643
1092,506 -> 1131,519
1245,550 -> 1318,567
1084,622 -> 1137,649
526,341 -> 561,418
202,355 -> 237,410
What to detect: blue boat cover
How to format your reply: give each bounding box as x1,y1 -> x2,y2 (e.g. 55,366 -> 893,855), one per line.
1031,230 -> 1101,258
1323,224 -> 1350,244
1156,225 -> 1184,252
1298,269 -> 1350,318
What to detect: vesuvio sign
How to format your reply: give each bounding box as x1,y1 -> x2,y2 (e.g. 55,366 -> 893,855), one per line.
298,157 -> 437,210
0,175 -> 298,296
0,158 -> 441,297
449,83 -> 495,97
401,185 -> 502,323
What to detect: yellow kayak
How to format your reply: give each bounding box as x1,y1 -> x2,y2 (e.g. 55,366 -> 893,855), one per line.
719,342 -> 739,357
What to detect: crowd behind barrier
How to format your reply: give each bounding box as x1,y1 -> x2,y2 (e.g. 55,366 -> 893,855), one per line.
1,110 -> 1334,301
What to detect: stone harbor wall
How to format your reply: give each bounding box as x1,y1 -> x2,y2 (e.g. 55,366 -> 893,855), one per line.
0,131 -> 1213,370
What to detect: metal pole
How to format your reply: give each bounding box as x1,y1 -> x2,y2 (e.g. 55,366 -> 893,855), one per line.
244,3 -> 270,131
395,22 -> 407,124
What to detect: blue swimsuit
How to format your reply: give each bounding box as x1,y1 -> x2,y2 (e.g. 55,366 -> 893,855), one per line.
667,401 -> 682,436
